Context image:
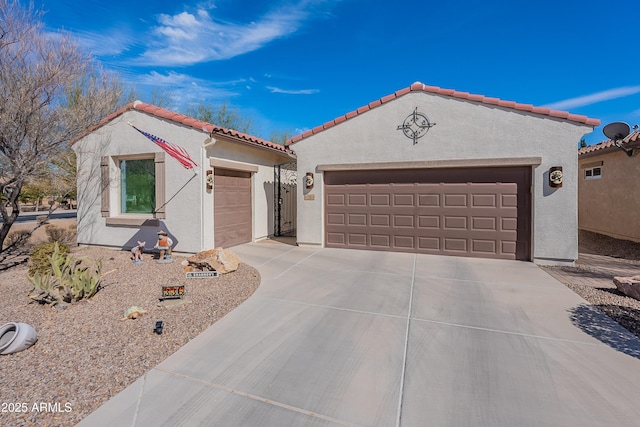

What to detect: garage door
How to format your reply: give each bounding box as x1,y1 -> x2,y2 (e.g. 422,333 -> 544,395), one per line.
325,168 -> 531,260
214,169 -> 252,248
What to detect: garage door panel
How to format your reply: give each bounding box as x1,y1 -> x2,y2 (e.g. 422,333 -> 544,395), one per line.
327,213 -> 346,225
394,215 -> 415,228
472,240 -> 496,254
501,217 -> 518,231
370,193 -> 391,206
472,194 -> 497,207
371,214 -> 390,227
325,168 -> 531,260
348,234 -> 367,246
371,234 -> 391,248
327,232 -> 346,245
393,194 -> 415,206
418,215 -> 440,228
418,194 -> 440,206
472,217 -> 497,231
393,235 -> 415,249
327,194 -> 345,206
348,213 -> 367,226
443,194 -> 468,207
502,241 -> 517,254
502,194 -> 518,207
418,237 -> 440,250
443,238 -> 467,252
443,216 -> 467,230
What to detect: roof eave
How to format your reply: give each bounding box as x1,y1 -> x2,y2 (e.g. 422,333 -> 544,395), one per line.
286,82 -> 601,146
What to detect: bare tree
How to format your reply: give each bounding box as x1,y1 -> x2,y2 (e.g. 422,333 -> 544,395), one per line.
0,1 -> 125,255
185,101 -> 255,134
149,87 -> 175,109
269,129 -> 294,146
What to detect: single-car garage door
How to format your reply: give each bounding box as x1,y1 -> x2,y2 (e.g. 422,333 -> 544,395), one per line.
325,167 -> 531,260
214,168 -> 252,248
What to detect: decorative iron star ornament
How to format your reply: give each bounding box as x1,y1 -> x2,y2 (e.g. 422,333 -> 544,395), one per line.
397,108 -> 436,144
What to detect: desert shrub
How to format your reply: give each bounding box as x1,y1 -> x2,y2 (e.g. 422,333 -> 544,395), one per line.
4,229 -> 31,249
29,241 -> 70,277
45,224 -> 76,245
28,242 -> 102,307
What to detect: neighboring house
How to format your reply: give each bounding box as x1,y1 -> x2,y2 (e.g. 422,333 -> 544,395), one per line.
287,82 -> 599,265
72,101 -> 295,253
578,130 -> 640,242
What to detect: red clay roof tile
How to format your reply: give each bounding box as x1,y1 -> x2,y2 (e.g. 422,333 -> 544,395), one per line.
72,101 -> 294,156
579,130 -> 640,156
334,115 -> 347,125
286,82 -> 601,146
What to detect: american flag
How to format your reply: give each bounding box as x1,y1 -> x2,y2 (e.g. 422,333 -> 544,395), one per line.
129,124 -> 198,169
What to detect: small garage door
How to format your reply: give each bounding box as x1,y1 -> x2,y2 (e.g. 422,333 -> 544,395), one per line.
214,169 -> 252,248
325,167 -> 531,260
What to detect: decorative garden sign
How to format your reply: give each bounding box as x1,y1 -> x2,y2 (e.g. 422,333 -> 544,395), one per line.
185,271 -> 219,279
161,285 -> 185,299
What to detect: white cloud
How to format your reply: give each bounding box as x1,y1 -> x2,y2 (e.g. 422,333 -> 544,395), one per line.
134,71 -> 242,107
138,4 -> 311,66
49,27 -> 131,57
267,86 -> 319,95
543,86 -> 640,110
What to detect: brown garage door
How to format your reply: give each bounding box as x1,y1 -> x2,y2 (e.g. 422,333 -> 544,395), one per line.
214,169 -> 251,248
325,167 -> 531,260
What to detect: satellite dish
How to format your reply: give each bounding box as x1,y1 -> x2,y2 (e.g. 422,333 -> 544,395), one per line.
603,122 -> 631,141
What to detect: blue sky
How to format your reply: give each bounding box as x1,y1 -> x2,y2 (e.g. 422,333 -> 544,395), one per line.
33,0 -> 639,145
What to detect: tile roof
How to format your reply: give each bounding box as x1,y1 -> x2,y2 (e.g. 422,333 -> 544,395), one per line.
286,81 -> 601,145
73,101 -> 295,156
578,130 -> 640,156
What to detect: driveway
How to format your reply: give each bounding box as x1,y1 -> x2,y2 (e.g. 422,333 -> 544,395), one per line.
78,242 -> 640,426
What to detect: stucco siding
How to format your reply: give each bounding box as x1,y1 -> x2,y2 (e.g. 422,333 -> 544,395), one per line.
293,92 -> 592,264
207,138 -> 294,243
74,110 -> 293,253
74,111 -> 204,252
579,150 -> 640,242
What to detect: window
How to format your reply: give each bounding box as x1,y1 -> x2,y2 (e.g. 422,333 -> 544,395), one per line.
584,167 -> 602,179
120,159 -> 155,213
101,152 -> 166,224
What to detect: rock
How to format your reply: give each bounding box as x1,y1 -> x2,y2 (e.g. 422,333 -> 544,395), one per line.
216,249 -> 240,273
613,276 -> 640,301
186,248 -> 240,274
180,260 -> 189,266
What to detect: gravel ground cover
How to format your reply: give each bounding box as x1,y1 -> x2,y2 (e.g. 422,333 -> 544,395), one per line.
0,243 -> 260,427
542,230 -> 640,341
2,222 -> 640,426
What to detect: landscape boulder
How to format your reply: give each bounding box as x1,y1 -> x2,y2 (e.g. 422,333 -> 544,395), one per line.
613,276 -> 640,301
185,248 -> 240,274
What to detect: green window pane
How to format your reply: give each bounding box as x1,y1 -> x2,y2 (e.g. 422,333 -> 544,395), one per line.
121,159 -> 155,213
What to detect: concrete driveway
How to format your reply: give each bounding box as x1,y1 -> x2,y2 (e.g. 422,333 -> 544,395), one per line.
78,242 -> 640,426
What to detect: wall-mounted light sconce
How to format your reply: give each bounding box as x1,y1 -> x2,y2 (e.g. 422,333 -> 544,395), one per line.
206,170 -> 213,190
549,166 -> 563,188
305,172 -> 314,189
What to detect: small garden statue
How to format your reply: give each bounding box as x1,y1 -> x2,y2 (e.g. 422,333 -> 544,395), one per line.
155,230 -> 173,261
130,241 -> 146,265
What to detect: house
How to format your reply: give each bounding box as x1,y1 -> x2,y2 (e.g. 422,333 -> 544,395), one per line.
287,82 -> 599,265
72,101 -> 295,254
578,130 -> 640,242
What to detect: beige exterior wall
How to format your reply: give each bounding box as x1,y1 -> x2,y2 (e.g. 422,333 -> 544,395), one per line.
579,149 -> 640,242
206,138 -> 295,246
73,109 -> 292,253
292,91 -> 594,265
